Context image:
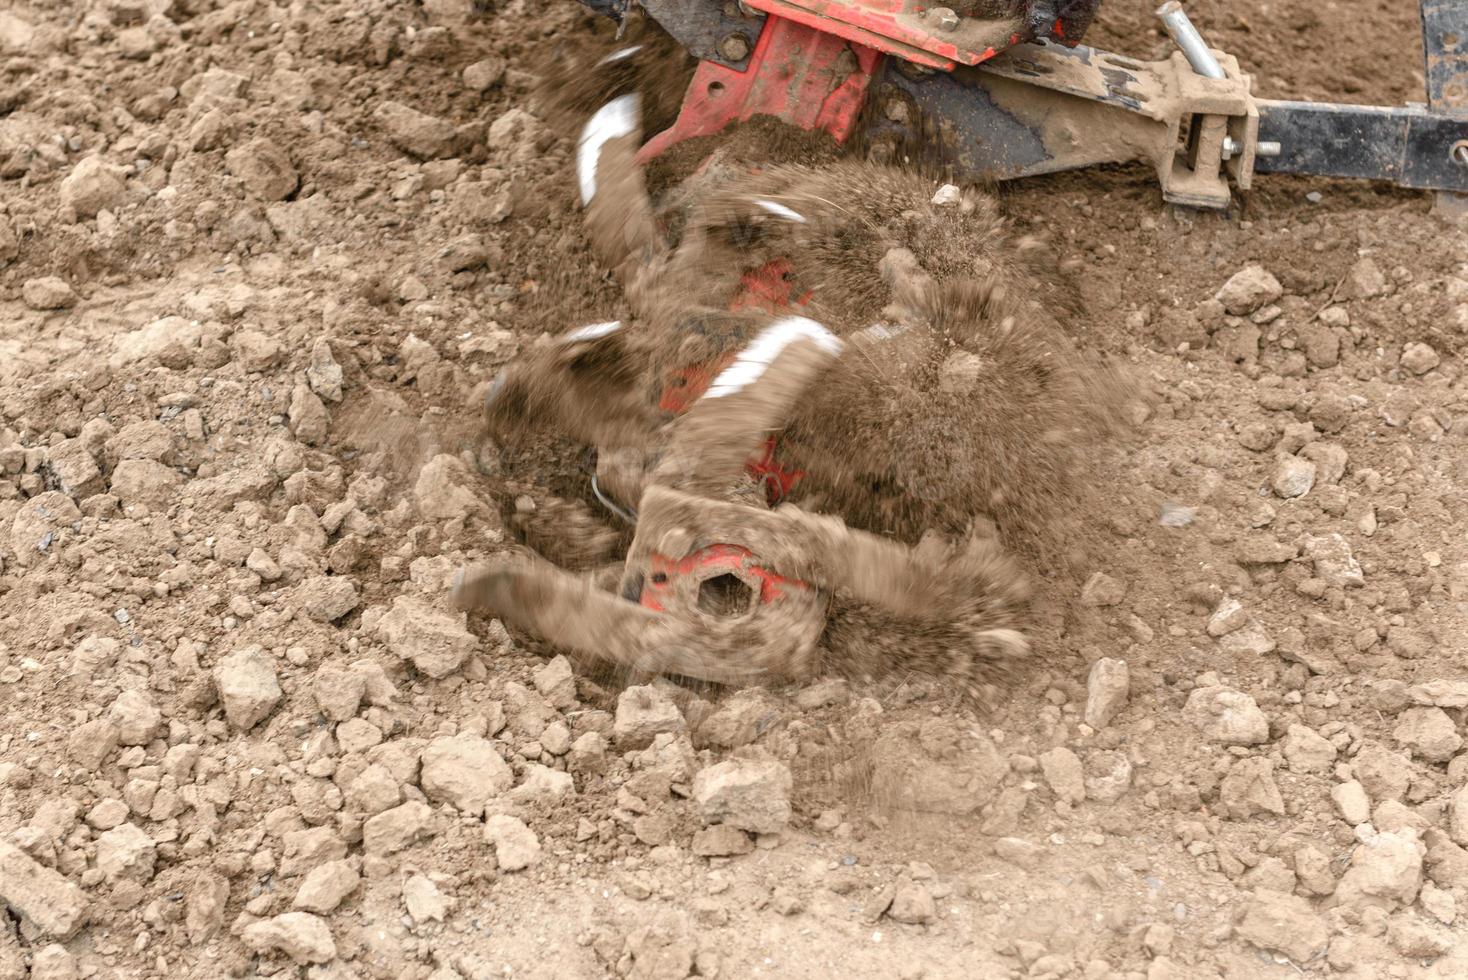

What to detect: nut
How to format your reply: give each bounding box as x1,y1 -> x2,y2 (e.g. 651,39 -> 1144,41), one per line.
930,6 -> 959,32
718,33 -> 751,62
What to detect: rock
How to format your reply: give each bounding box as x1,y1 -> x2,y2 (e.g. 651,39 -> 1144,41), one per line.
887,879 -> 936,924
9,491 -> 80,563
484,815 -> 540,871
363,801 -> 433,855
1218,624 -> 1276,657
1393,707 -> 1462,762
375,596 -> 478,678
1039,747 -> 1086,803
414,454 -> 481,519
184,872 -> 229,944
1183,686 -> 1268,745
1206,599 -> 1248,637
1294,844 -> 1337,896
533,654 -> 577,709
22,277 -> 76,310
215,646 -> 282,730
108,458 -> 182,507
696,689 -> 785,748
509,763 -> 575,805
994,837 -> 1044,870
1354,742 -> 1412,802
1271,455 -> 1316,498
1234,891 -> 1328,963
421,733 -> 513,813
1215,264 -> 1283,315
463,57 -> 506,91
1447,784 -> 1468,846
43,439 -> 103,497
66,717 -> 118,772
1079,572 -> 1125,607
615,685 -> 687,748
1345,257 -> 1387,299
28,945 -> 77,980
1084,751 -> 1132,802
289,385 -> 329,445
280,827 -> 347,879
1303,533 -> 1364,588
307,339 -> 344,402
1419,881 -> 1457,924
1282,724 -> 1338,773
871,719 -> 1008,815
60,156 -> 127,218
1242,856 -> 1298,894
375,101 -> 456,159
95,823 -> 156,881
1400,342 -> 1440,375
690,825 -> 753,857
692,759 -> 792,834
230,327 -> 283,372
225,138 -> 298,201
1335,829 -> 1424,909
1333,780 -> 1372,825
1407,680 -> 1468,708
403,874 -> 448,924
1219,757 -> 1285,819
108,689 -> 161,745
621,909 -> 695,980
85,799 -> 128,830
242,912 -> 336,965
345,763 -> 401,816
1388,912 -> 1453,957
0,840 -> 90,938
293,860 -> 359,915
296,575 -> 359,623
313,665 -> 366,722
1083,658 -> 1129,728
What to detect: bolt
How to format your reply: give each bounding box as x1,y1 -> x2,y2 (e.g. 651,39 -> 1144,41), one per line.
884,98 -> 910,123
1452,140 -> 1468,168
930,6 -> 959,32
718,32 -> 750,62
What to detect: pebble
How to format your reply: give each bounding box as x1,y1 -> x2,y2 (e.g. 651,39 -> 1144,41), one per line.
294,860 -> 360,914
1039,747 -> 1086,804
241,912 -> 336,965
1335,829 -> 1424,909
225,138 -> 298,201
21,276 -> 77,310
484,815 -> 540,871
1270,455 -> 1316,498
375,596 -> 478,678
1400,342 -> 1439,375
1214,264 -> 1283,315
1079,572 -> 1126,607
1205,599 -> 1248,637
1218,757 -> 1284,818
1333,780 -> 1372,825
363,801 -> 433,855
60,156 -> 127,217
215,645 -> 283,731
421,733 -> 513,813
1083,658 -> 1129,729
1303,533 -> 1365,588
692,758 -> 792,834
375,101 -> 457,159
0,840 -> 91,938
1234,891 -> 1328,962
1282,724 -> 1337,773
886,879 -> 936,924
108,689 -> 162,745
1182,686 -> 1268,745
1393,707 -> 1462,762
614,685 -> 686,748
994,837 -> 1044,870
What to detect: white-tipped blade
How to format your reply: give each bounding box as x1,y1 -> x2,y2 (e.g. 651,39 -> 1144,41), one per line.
577,94 -> 640,206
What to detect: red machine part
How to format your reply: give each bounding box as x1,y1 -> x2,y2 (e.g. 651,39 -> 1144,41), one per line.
638,16 -> 883,162
741,0 -> 1020,70
638,543 -> 811,613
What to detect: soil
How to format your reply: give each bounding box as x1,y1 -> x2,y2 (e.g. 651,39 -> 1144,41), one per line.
2,2 -> 1467,980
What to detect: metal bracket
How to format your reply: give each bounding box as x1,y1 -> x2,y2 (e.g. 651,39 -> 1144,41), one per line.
1423,0 -> 1468,217
638,0 -> 767,69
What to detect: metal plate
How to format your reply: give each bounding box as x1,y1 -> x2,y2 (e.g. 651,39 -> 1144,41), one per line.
1255,100 -> 1468,193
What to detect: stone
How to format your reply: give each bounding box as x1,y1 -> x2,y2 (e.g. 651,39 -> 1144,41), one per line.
1218,757 -> 1285,819
1242,856 -> 1298,894
294,861 -> 359,914
22,277 -> 76,310
1294,844 -> 1337,896
185,872 -> 229,944
108,689 -> 161,745
308,339 -> 344,402
1083,658 -> 1129,729
1448,783 -> 1468,847
225,138 -> 298,201
509,763 -> 575,805
1218,624 -> 1276,657
463,57 -> 506,91
484,815 -> 540,871
1392,707 -> 1462,762
403,874 -> 447,924
1079,572 -> 1125,607
363,801 -> 433,855
615,685 -> 687,748
1215,264 -> 1283,315
28,944 -> 77,980
690,825 -> 753,857
994,837 -> 1044,870
0,840 -> 90,938
1335,829 -> 1424,909
1303,533 -> 1364,588
1400,342 -> 1440,375
1206,599 -> 1248,637
1039,747 -> 1085,804
1234,891 -> 1328,963
313,665 -> 366,721
1183,686 -> 1269,745
345,763 -> 401,816
421,733 -> 513,813
532,654 -> 577,709
43,439 -> 103,498
414,454 -> 481,520
1419,881 -> 1457,924
1083,751 -> 1132,802
1344,257 -> 1387,299
1282,724 -> 1338,773
242,912 -> 336,965
375,101 -> 456,159
67,717 -> 118,773
1271,456 -> 1316,498
1353,742 -> 1412,802
296,575 -> 359,623
692,759 -> 792,834
215,646 -> 282,730
1388,912 -> 1453,957
1407,680 -> 1468,708
60,156 -> 127,218
375,596 -> 478,678
1333,781 -> 1372,825
280,826 -> 347,878
108,458 -> 182,507
9,491 -> 81,563
85,799 -> 129,830
887,880 -> 936,924
696,689 -> 785,748
289,385 -> 329,445
95,823 -> 156,881
871,719 -> 1008,815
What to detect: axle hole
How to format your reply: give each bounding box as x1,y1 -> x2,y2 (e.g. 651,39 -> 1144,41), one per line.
697,573 -> 754,617
1451,140 -> 1468,168
708,81 -> 725,97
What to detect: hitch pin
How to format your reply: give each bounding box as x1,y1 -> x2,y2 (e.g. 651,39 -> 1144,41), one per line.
1158,3 -> 1281,159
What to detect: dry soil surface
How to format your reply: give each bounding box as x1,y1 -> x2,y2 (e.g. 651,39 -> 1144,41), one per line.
2,1 -> 1468,979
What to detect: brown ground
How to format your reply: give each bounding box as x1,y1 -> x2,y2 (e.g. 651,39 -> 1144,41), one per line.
2,2 -> 1467,979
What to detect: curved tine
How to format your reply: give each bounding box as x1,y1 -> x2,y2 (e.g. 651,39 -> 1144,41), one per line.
453,560 -> 657,670
578,95 -> 666,295
651,316 -> 845,495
